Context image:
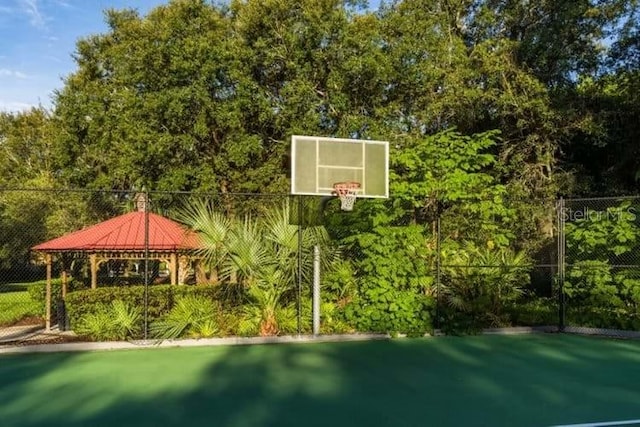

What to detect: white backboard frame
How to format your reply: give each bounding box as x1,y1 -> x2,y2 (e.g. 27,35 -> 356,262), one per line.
290,135 -> 389,198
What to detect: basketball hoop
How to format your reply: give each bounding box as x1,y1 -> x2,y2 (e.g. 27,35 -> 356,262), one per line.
332,182 -> 360,211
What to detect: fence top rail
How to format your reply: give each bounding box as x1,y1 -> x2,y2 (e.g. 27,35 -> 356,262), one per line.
3,187 -> 639,203
0,188 -> 295,197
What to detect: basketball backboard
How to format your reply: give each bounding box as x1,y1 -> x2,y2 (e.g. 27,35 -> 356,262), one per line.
290,135 -> 389,198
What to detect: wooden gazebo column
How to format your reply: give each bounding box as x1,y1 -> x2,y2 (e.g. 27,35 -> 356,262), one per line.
61,269 -> 68,298
60,254 -> 71,299
89,254 -> 98,289
170,253 -> 178,286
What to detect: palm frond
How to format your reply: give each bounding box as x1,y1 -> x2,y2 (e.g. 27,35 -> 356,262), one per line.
150,295 -> 217,339
224,215 -> 271,283
174,198 -> 231,268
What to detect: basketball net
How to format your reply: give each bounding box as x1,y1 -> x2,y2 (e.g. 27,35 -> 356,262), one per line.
333,182 -> 360,211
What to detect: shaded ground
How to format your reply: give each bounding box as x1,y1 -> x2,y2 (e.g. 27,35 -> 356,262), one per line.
0,325 -> 80,347
1,334 -> 640,427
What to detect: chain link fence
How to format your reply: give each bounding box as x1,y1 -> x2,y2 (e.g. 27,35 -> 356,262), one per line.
436,196 -> 559,333
1,189 -> 639,345
560,197 -> 640,332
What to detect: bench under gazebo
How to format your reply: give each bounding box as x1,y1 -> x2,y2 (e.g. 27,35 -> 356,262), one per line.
32,201 -> 202,330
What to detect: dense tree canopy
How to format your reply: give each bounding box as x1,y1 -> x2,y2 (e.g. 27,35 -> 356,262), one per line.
2,0 -> 640,333
0,0 -> 638,198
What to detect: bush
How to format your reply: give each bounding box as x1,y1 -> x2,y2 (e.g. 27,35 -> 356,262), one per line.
150,295 -> 221,339
27,278 -> 85,317
566,306 -> 640,330
343,225 -> 435,336
563,201 -> 640,329
508,298 -> 557,326
438,243 -> 531,333
65,285 -> 220,329
74,300 -> 142,341
319,301 -> 354,334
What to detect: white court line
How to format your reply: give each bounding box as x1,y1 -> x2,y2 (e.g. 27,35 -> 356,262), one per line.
552,419 -> 640,427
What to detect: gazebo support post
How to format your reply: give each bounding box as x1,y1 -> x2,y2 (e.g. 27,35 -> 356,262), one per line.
45,253 -> 52,331
90,254 -> 98,289
170,253 -> 178,286
61,269 -> 68,299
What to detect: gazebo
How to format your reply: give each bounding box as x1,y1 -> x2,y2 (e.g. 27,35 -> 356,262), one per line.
32,200 -> 202,330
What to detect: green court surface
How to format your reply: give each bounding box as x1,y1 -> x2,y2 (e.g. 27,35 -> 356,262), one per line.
1,334 -> 640,427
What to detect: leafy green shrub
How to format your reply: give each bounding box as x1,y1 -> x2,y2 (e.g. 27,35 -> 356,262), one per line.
564,201 -> 640,329
65,285 -> 220,329
150,295 -> 220,339
319,301 -> 354,334
343,225 -> 434,336
74,300 -> 142,341
322,260 -> 358,307
438,243 -> 531,333
508,298 -> 557,326
27,278 -> 85,317
566,306 -> 640,330
72,307 -> 114,341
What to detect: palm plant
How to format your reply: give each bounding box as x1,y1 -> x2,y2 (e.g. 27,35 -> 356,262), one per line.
438,243 -> 530,328
238,266 -> 290,335
174,199 -> 230,284
176,199 -> 339,336
75,300 -> 142,341
150,295 -> 219,339
262,204 -> 339,288
223,215 -> 270,287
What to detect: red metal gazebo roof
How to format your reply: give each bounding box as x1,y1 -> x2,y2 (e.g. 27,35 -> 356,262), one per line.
32,211 -> 202,252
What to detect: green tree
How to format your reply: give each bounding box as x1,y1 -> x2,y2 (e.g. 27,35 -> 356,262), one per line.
54,1 -> 287,193
0,109 -> 94,275
0,108 -> 55,186
470,0 -> 634,87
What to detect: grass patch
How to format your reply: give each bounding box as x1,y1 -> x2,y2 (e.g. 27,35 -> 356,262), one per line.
0,283 -> 42,326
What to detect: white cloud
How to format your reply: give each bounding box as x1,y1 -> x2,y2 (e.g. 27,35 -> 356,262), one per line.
53,0 -> 72,8
0,69 -> 29,79
19,0 -> 46,29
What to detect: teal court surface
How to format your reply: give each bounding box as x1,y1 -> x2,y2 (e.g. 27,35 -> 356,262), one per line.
1,334 -> 640,427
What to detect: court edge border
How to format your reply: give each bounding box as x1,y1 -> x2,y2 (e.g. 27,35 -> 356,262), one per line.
3,325 -> 640,355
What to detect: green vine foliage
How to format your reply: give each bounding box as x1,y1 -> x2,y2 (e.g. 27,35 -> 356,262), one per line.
334,129 -> 522,335
565,201 -> 640,328
344,225 -> 434,336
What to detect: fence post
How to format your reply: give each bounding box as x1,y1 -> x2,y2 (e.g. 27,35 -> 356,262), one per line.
557,197 -> 566,332
297,195 -> 303,336
435,203 -> 442,332
313,245 -> 321,336
143,190 -> 150,340
45,253 -> 52,331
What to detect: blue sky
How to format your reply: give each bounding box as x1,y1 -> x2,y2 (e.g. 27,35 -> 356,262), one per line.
0,0 -> 163,112
0,0 -> 382,113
